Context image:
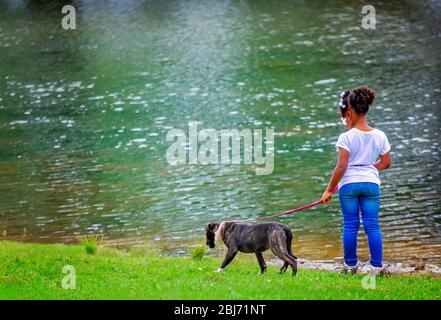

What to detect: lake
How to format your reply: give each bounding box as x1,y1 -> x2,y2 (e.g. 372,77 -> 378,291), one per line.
0,0 -> 440,266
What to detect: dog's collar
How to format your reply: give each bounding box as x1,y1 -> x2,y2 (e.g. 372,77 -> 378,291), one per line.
216,220 -> 245,241
216,222 -> 225,241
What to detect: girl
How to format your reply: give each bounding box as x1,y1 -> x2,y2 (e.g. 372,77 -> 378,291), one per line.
320,86 -> 392,276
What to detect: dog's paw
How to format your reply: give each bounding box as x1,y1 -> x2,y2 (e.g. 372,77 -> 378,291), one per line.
214,268 -> 225,273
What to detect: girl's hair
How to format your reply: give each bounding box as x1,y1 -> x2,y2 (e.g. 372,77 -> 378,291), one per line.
341,86 -> 376,115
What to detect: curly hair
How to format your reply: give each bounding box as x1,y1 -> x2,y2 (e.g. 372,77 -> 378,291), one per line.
344,86 -> 376,115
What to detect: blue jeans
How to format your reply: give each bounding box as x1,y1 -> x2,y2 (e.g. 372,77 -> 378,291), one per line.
339,182 -> 383,267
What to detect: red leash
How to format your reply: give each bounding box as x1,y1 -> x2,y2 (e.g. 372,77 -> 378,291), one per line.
255,185 -> 339,221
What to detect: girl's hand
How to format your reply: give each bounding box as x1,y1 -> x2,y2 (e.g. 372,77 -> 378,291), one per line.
321,189 -> 333,204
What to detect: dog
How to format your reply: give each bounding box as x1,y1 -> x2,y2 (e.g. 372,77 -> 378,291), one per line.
205,221 -> 298,275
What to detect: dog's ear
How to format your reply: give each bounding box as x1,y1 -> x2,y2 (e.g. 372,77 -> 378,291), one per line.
205,222 -> 219,232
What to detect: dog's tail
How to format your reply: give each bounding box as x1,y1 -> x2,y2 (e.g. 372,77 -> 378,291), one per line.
284,228 -> 298,260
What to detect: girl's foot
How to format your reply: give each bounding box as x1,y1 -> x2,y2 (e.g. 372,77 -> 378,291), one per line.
370,265 -> 391,277
341,262 -> 359,275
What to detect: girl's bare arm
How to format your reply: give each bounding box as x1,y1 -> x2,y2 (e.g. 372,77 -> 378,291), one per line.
327,148 -> 350,192
374,152 -> 392,171
321,148 -> 349,203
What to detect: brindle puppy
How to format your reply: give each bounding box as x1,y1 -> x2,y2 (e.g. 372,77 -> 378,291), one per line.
205,221 -> 298,275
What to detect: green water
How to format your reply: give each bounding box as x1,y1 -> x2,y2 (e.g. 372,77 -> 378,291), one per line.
0,0 -> 440,265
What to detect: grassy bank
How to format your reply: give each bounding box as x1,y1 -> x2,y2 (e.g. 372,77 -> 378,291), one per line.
0,241 -> 440,300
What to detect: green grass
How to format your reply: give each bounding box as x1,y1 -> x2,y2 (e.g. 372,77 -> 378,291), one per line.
0,241 -> 440,300
77,236 -> 100,255
191,244 -> 206,260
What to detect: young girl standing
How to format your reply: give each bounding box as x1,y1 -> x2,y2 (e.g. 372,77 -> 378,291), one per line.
320,86 -> 392,276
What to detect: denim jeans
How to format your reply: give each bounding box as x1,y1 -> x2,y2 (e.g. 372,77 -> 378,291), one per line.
338,182 -> 383,267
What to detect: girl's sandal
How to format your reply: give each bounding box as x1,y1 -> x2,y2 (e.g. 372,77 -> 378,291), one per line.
340,262 -> 359,275
370,265 -> 391,278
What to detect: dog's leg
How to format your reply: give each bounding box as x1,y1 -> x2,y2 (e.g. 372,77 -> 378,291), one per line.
278,262 -> 288,274
283,229 -> 298,275
255,252 -> 267,274
291,258 -> 298,276
272,248 -> 297,276
219,248 -> 238,271
285,231 -> 298,260
270,236 -> 298,276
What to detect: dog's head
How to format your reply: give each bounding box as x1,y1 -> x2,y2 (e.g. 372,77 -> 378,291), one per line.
205,222 -> 219,248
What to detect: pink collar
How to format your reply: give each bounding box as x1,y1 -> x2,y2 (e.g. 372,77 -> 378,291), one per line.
216,222 -> 225,241
216,220 -> 246,241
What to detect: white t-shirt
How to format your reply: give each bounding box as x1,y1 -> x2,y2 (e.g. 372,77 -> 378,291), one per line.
335,127 -> 391,188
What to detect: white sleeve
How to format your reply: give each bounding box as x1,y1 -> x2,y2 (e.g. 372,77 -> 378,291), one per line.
335,133 -> 350,152
380,133 -> 391,155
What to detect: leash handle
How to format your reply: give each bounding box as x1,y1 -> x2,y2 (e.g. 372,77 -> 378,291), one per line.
255,184 -> 339,221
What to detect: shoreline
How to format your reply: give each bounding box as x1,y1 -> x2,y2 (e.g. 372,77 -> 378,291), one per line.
166,251 -> 441,276
268,259 -> 441,276
4,238 -> 441,276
